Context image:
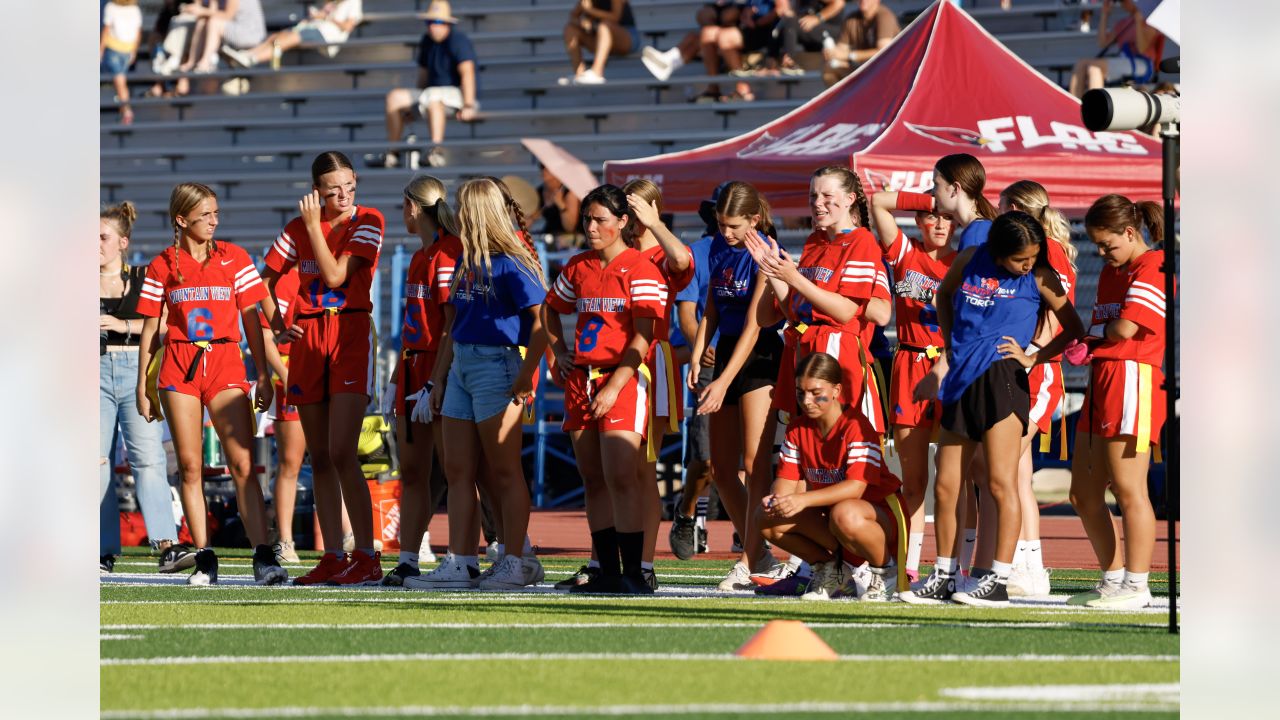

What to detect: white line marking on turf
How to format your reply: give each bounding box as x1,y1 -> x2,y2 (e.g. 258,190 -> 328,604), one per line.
101,652 -> 1178,667
940,683 -> 1179,702
103,621 -> 1140,631
99,700 -> 1179,719
99,634 -> 143,640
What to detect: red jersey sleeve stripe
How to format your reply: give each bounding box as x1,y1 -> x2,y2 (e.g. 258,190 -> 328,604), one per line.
272,232 -> 297,261
1129,281 -> 1166,302
888,231 -> 910,268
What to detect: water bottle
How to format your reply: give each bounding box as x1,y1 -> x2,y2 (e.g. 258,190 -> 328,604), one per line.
407,133 -> 420,170
822,32 -> 839,69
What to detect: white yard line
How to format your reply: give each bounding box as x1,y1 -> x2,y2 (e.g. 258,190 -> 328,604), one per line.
940,683 -> 1179,702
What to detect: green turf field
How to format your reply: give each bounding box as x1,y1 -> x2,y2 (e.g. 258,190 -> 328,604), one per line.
101,548 -> 1179,718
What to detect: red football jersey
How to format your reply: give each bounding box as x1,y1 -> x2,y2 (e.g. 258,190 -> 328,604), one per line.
259,264 -> 299,353
138,242 -> 267,342
264,206 -> 384,315
1089,250 -> 1170,366
637,242 -> 694,343
884,230 -> 953,349
784,228 -> 881,331
859,266 -> 892,348
1045,237 -> 1077,305
402,234 -> 461,352
776,409 -> 901,501
546,247 -> 667,366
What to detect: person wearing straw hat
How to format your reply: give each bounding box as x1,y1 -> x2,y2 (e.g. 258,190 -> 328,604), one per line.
367,1 -> 478,169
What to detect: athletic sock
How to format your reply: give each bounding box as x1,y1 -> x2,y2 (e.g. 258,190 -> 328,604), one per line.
991,560 -> 1013,581
667,48 -> 685,69
1013,540 -> 1028,567
796,560 -> 812,577
1124,570 -> 1149,589
906,532 -> 924,573
591,527 -> 621,576
617,531 -> 644,577
399,551 -> 419,569
959,529 -> 977,573
1102,568 -> 1125,586
934,556 -> 957,576
457,555 -> 479,569
640,561 -> 654,571
587,559 -> 601,570
1024,541 -> 1044,571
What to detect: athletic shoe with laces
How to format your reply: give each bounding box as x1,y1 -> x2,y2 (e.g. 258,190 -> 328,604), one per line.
478,554 -> 534,590
485,541 -> 500,563
641,46 -> 674,81
800,561 -> 846,601
573,69 -> 606,85
404,553 -> 480,589
326,550 -> 383,586
381,562 -> 421,587
953,572 -> 1010,607
642,567 -> 658,591
717,561 -> 753,591
419,532 -> 437,564
957,570 -> 988,595
252,544 -> 288,586
898,569 -> 955,605
756,571 -> 810,596
668,514 -> 698,560
1006,565 -> 1052,598
621,572 -> 655,595
100,554 -> 115,574
1067,579 -> 1122,606
570,572 -> 625,594
1085,582 -> 1153,610
858,566 -> 898,602
274,540 -> 300,564
521,555 -> 545,586
554,565 -> 598,590
157,544 -> 197,573
749,559 -> 793,586
293,553 -> 350,586
188,548 -> 218,586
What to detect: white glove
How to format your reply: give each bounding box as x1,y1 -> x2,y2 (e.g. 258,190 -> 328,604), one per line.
409,382 -> 434,424
381,381 -> 397,417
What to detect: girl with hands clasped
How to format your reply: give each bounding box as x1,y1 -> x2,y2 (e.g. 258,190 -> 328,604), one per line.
262,151 -> 387,586
687,181 -> 788,591
544,185 -> 668,594
135,182 -> 287,586
901,212 -> 1082,607
756,352 -> 906,602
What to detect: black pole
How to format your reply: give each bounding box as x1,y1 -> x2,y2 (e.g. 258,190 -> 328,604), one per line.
1160,122 -> 1179,635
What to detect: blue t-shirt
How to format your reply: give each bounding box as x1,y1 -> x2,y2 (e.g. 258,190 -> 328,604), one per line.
416,29 -> 478,89
708,232 -> 783,338
939,247 -> 1040,404
670,235 -> 714,348
449,255 -> 546,346
956,218 -> 992,251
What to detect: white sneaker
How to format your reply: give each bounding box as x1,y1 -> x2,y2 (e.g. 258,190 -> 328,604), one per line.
1007,565 -> 1051,598
419,532 -> 437,564
221,45 -> 256,68
848,562 -> 873,597
521,555 -> 545,585
801,561 -> 846,601
1067,578 -> 1122,606
478,554 -> 532,590
404,553 -> 479,589
858,566 -> 897,602
485,541 -> 500,563
641,47 -> 674,81
1085,582 -> 1153,610
717,561 -> 753,591
574,69 -> 606,85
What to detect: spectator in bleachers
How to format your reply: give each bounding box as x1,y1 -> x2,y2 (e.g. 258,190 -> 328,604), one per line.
561,0 -> 639,85
715,1 -> 782,101
222,1 -> 364,69
769,1 -> 845,76
1068,0 -> 1166,98
368,1 -> 477,170
144,1 -> 192,97
639,2 -> 735,100
177,0 -> 266,76
532,164 -> 583,249
823,0 -> 900,86
101,0 -> 143,125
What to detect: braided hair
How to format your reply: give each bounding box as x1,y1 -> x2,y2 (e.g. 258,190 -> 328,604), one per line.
167,182 -> 218,282
811,165 -> 869,229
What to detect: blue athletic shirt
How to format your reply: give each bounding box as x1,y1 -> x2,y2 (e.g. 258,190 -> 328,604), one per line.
449,254 -> 546,346
939,246 -> 1040,405
708,232 -> 784,338
670,235 -> 714,348
955,218 -> 992,251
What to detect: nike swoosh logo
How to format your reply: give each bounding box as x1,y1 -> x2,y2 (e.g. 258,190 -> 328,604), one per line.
608,418 -> 623,424
221,259 -> 234,266
344,380 -> 357,385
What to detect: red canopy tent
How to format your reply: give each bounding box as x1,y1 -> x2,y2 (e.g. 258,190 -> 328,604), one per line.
604,0 -> 1162,216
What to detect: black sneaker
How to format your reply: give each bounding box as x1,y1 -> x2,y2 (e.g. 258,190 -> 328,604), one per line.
157,544 -> 197,573
189,548 -> 218,586
695,524 -> 708,554
381,562 -> 421,587
899,569 -> 955,605
99,554 -> 115,574
554,565 -> 598,590
953,572 -> 1011,607
252,544 -> 288,586
668,515 -> 697,561
621,572 -> 656,595
570,572 -> 625,594
362,152 -> 397,169
642,567 -> 658,591
731,532 -> 743,554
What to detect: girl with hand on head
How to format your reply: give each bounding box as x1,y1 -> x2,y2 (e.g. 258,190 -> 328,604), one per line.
135,182 -> 287,586
757,352 -> 905,602
687,181 -> 787,592
1067,194 -> 1171,610
544,185 -> 668,594
261,151 -> 386,586
902,212 -> 1082,607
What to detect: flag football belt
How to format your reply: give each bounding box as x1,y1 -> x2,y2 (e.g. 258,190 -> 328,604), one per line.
177,338 -> 235,383
896,343 -> 943,359
297,307 -> 368,320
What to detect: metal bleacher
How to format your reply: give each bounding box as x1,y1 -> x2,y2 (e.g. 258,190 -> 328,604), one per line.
102,0 -> 1168,503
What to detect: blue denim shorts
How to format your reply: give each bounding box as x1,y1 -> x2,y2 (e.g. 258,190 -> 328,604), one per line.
101,48 -> 132,76
442,343 -> 523,423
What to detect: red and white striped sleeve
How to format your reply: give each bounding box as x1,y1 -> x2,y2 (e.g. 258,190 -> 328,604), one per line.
342,209 -> 384,263
776,425 -> 803,481
264,218 -> 301,273
1119,260 -> 1166,333
628,261 -> 668,320
844,439 -> 884,483
136,257 -> 167,318
838,231 -> 880,301
231,247 -> 268,309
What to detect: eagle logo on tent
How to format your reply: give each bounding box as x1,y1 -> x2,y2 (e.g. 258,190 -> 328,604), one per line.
904,122 -> 991,149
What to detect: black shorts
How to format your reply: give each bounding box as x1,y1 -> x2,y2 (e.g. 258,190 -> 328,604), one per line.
684,364 -> 715,464
714,330 -> 784,406
941,358 -> 1030,442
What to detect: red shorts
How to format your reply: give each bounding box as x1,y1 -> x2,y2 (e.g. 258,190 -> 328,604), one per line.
890,348 -> 942,429
157,341 -> 249,406
1076,359 -> 1167,443
774,325 -> 879,430
1027,361 -> 1066,435
286,311 -> 373,406
395,349 -> 439,417
562,365 -> 649,435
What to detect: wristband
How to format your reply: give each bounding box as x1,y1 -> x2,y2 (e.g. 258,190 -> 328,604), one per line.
895,191 -> 935,213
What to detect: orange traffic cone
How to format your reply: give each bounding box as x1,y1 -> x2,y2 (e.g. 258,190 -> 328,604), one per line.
734,620 -> 839,661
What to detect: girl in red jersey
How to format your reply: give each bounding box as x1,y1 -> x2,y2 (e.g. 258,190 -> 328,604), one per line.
135,182 -> 287,586
1067,194 -> 1170,610
622,178 -> 694,588
545,184 -> 668,594
379,175 -> 462,587
262,151 -> 387,586
757,352 -> 905,602
867,188 -> 956,584
688,181 -> 788,591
